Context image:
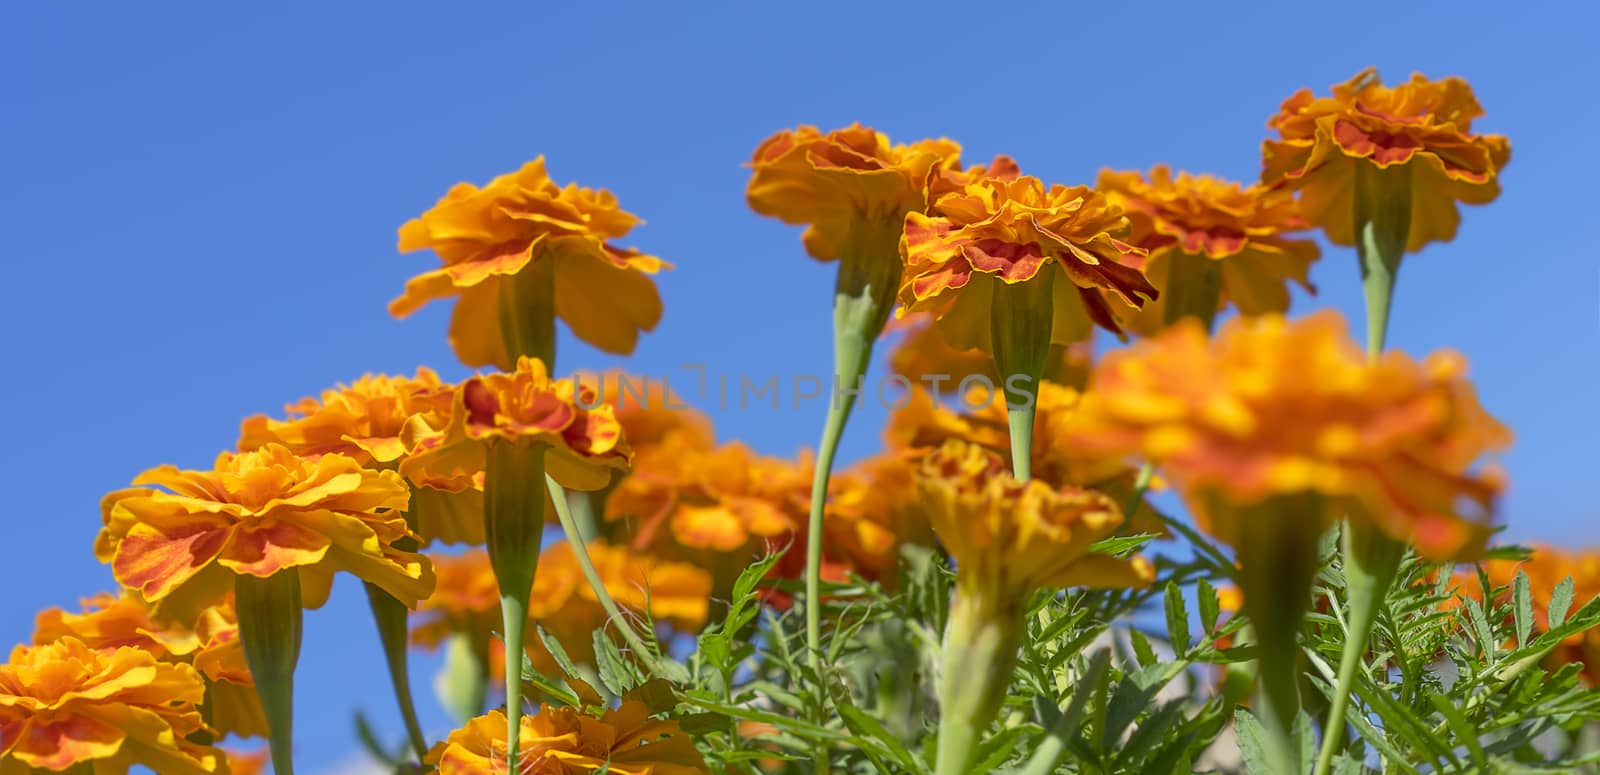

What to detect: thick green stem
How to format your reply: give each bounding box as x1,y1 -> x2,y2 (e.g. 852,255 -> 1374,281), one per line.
498,253 -> 557,369
1161,251 -> 1223,331
936,589 -> 1022,775
1354,161 -> 1412,356
1313,523 -> 1404,775
1234,493 -> 1324,775
802,218 -> 902,773
236,570 -> 304,775
547,476 -> 667,675
484,440 -> 548,774
990,274 -> 1055,482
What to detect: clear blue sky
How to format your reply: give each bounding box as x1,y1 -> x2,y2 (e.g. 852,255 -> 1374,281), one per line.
3,2 -> 1595,769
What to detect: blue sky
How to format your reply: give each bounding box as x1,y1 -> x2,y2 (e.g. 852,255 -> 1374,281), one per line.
3,1 -> 1596,769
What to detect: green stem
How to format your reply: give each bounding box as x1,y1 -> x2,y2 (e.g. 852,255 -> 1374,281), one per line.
484,440 -> 548,774
990,274 -> 1055,482
1313,160 -> 1414,775
802,218 -> 902,774
236,570 -> 303,775
936,589 -> 1022,775
1313,524 -> 1404,775
362,582 -> 429,762
1234,493 -> 1324,775
547,475 -> 668,675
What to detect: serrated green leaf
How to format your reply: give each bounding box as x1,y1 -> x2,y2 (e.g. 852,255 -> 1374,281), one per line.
1197,578 -> 1220,635
1549,576 -> 1575,629
1513,569 -> 1533,648
1233,708 -> 1272,775
1164,583 -> 1189,658
593,629 -> 641,696
1128,628 -> 1157,668
1088,533 -> 1159,558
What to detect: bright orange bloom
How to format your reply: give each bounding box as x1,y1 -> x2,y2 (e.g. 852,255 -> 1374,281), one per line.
746,124 -> 964,261
1456,545 -> 1600,684
899,176 -> 1158,344
886,312 -> 1093,392
96,444 -> 430,613
31,592 -> 263,738
917,440 -> 1154,597
0,638 -> 224,774
401,356 -> 632,494
222,746 -> 269,775
1097,165 -> 1319,334
574,371 -> 715,454
1070,311 -> 1511,559
1262,68 -> 1510,251
391,157 -> 667,368
816,453 -> 934,585
239,367 -> 484,545
429,702 -> 709,775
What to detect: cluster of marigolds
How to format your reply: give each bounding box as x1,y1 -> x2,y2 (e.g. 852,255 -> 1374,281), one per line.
0,67 -> 1586,775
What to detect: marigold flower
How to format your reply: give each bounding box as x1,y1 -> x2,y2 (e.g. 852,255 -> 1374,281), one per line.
1261,68 -> 1510,251
0,638 -> 224,774
918,440 -> 1153,597
96,444 -> 431,613
429,702 -> 708,775
899,176 -> 1158,345
746,124 -> 963,262
575,371 -> 715,455
391,157 -> 667,368
1070,311 -> 1511,560
240,368 -> 484,545
1456,545 -> 1600,684
887,312 -> 1093,392
401,356 -> 631,494
31,592 -> 263,737
1096,165 -> 1319,334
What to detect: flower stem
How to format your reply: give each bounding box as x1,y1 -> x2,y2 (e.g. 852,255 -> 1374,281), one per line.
802,221 -> 901,773
1313,160 -> 1414,775
1162,250 -> 1222,331
483,440 -> 548,774
936,589 -> 1022,775
498,253 -> 557,370
236,570 -> 304,775
990,273 -> 1055,482
362,582 -> 429,762
547,475 -> 668,676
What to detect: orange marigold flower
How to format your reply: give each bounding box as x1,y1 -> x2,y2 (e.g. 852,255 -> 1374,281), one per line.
0,638 -> 224,774
401,356 -> 631,493
1261,68 -> 1510,251
1096,165 -> 1319,334
917,440 -> 1154,598
1456,545 -> 1600,684
96,444 -> 431,613
391,157 -> 667,368
575,371 -> 715,454
1070,311 -> 1512,559
429,702 -> 708,775
899,175 -> 1158,344
818,452 -> 934,585
886,312 -> 1093,392
746,124 -> 963,262
239,368 -> 484,545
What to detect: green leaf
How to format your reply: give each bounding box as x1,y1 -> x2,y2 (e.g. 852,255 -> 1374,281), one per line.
534,623 -> 581,679
352,709 -> 399,766
1197,578 -> 1220,635
1429,691 -> 1487,769
1164,583 -> 1190,658
1233,708 -> 1272,775
1549,576 -> 1575,629
1088,533 -> 1159,558
593,630 -> 642,697
1513,569 -> 1533,648
1128,628 -> 1157,668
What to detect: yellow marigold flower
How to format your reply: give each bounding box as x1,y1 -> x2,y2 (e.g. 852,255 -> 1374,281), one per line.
1070,311 -> 1511,559
899,176 -> 1158,345
1096,165 -> 1320,334
746,123 -> 963,261
887,312 -> 1093,392
429,702 -> 709,775
239,367 -> 484,546
401,356 -> 631,493
606,436 -> 803,555
96,444 -> 431,612
576,370 -> 715,454
31,592 -> 263,737
1261,68 -> 1510,251
0,638 -> 224,774
1457,545 -> 1600,684
918,440 -> 1153,597
390,157 -> 666,368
